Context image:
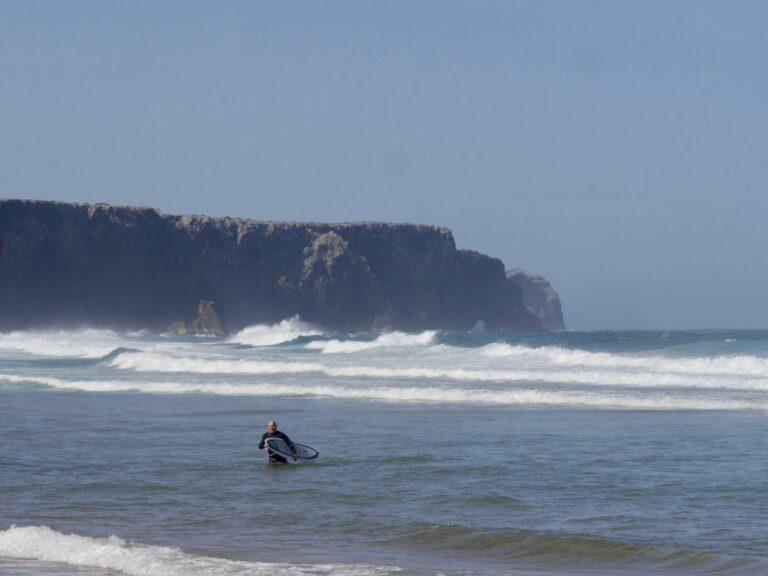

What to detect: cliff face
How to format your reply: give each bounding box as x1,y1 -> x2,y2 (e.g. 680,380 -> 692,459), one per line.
0,200 -> 545,333
506,269 -> 565,331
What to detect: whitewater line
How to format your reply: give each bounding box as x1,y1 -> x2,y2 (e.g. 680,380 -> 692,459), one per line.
1,374 -> 764,410
0,526 -> 397,576
480,343 -> 768,378
105,353 -> 768,392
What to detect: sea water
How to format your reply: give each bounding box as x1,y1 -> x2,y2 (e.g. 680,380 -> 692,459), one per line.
1,319 -> 767,575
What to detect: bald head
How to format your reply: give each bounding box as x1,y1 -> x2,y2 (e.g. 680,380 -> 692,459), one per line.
267,420 -> 277,433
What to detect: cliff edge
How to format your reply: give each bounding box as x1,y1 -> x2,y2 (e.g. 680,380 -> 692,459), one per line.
0,200 -> 555,333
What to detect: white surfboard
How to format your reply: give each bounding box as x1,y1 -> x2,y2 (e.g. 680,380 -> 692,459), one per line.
265,437 -> 319,460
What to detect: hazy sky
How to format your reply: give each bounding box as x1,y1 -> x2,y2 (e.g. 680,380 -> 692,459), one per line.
2,1 -> 766,329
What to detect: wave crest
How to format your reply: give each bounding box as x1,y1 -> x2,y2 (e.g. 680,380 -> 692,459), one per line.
305,331 -> 437,353
481,343 -> 768,377
106,352 -> 768,393
228,316 -> 322,347
0,329 -> 126,358
0,526 -> 397,576
2,374 -> 763,410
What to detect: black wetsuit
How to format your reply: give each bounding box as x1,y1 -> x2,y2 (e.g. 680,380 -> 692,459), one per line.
259,431 -> 297,464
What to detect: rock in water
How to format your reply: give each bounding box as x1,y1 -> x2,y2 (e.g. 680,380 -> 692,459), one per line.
188,300 -> 226,336
0,199 -> 558,333
506,269 -> 565,331
167,319 -> 188,335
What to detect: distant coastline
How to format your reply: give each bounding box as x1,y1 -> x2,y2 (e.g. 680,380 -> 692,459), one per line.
0,199 -> 563,334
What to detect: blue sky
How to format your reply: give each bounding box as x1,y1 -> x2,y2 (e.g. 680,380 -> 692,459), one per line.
2,1 -> 766,329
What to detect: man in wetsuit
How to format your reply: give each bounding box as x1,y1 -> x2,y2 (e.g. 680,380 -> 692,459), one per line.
258,420 -> 298,464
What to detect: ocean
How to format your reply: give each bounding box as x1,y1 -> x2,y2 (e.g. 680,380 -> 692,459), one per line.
1,319 -> 767,575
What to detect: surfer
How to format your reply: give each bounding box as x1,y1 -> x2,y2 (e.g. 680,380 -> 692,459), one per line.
259,420 -> 298,464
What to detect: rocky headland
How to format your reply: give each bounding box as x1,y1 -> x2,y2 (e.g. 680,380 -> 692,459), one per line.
0,200 -> 564,334
506,269 -> 565,330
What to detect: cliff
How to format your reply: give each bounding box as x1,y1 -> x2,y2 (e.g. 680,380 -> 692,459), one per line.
506,269 -> 565,330
0,200 -> 547,333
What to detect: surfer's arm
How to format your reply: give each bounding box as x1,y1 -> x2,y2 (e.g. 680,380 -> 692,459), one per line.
258,434 -> 268,449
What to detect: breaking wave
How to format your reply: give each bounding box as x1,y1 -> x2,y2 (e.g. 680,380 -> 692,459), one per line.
305,331 -> 437,353
481,343 -> 768,377
6,326 -> 768,411
1,374 -> 764,410
0,526 -> 397,576
105,352 -> 768,392
0,329 -> 127,359
227,316 -> 323,347
109,353 -> 323,374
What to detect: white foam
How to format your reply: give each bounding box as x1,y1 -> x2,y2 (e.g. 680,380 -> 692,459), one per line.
0,526 -> 397,576
324,365 -> 768,391
110,352 -> 324,374
2,374 -> 764,411
106,351 -> 768,392
481,343 -> 768,377
228,316 -> 322,347
0,329 -> 125,358
305,331 -> 437,353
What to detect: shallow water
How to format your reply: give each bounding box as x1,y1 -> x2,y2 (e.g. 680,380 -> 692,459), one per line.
1,322 -> 767,575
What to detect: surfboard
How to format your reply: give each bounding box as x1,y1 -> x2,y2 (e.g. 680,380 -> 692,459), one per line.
265,437 -> 319,460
